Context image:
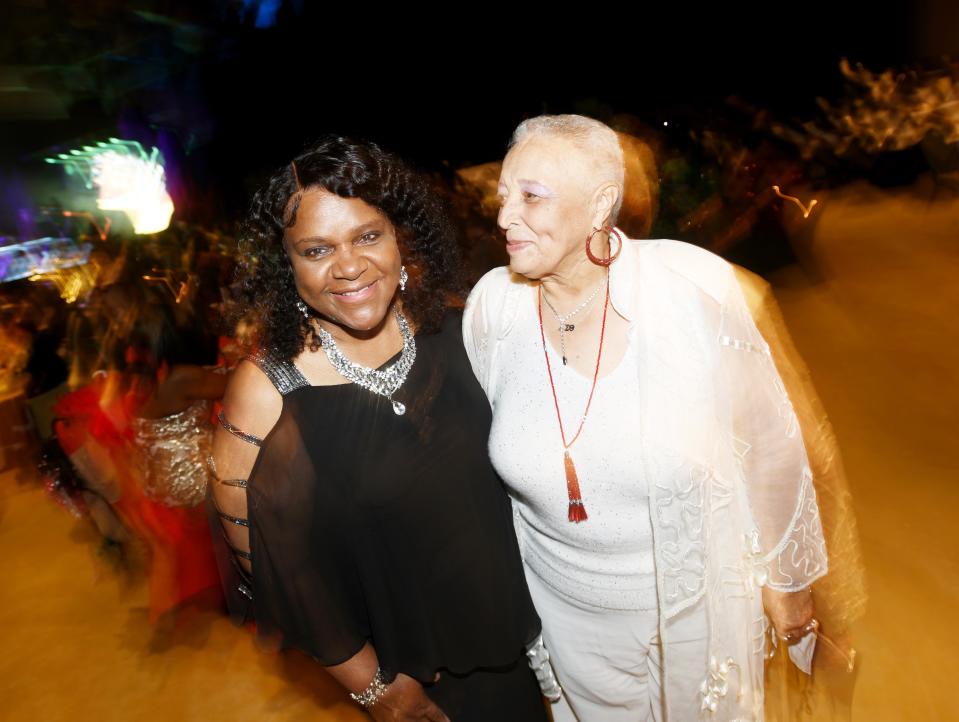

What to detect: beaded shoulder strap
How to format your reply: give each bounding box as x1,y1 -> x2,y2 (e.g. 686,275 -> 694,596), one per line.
218,411 -> 263,446
216,349 -> 306,447
248,348 -> 310,396
207,456 -> 253,574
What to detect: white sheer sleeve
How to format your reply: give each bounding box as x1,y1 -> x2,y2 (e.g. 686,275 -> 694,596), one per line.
719,274 -> 828,592
463,267 -> 512,397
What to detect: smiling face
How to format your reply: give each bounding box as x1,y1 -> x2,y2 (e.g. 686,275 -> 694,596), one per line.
284,188 -> 402,336
497,135 -> 605,280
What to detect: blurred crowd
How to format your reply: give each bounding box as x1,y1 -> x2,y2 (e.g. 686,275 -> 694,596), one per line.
3,58 -> 955,623
1,221 -> 241,620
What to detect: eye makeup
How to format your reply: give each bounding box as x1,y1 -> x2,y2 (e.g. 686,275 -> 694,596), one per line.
518,180 -> 556,198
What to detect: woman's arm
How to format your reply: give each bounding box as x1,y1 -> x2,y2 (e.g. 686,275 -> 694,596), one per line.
762,587 -> 815,641
735,266 -> 867,637
210,361 -> 448,721
209,360 -> 278,576
721,271 -> 828,640
326,646 -> 449,722
462,266 -> 514,397
138,365 -> 231,419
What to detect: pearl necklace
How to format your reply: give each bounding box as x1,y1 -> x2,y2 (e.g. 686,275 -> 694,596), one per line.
315,308 -> 416,415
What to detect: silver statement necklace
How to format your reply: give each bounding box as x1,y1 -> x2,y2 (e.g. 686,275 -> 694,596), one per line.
315,308 -> 416,415
541,279 -> 606,365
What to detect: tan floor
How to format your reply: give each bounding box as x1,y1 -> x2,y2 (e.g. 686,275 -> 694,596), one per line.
769,177 -> 959,722
2,178 -> 957,721
0,479 -> 365,721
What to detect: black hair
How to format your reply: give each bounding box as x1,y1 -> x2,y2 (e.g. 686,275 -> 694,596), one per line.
231,136 -> 465,361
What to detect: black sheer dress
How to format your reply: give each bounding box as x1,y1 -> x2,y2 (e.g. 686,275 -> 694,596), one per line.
208,312 -> 546,720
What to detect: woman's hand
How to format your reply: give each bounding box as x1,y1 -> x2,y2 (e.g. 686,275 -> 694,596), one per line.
369,673 -> 450,722
762,586 -> 816,641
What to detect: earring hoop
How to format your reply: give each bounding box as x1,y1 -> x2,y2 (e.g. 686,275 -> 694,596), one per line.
585,226 -> 622,267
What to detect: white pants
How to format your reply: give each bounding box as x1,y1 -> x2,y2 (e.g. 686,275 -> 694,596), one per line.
525,569 -> 709,722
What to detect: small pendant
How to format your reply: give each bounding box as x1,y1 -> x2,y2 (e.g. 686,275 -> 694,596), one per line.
392,400 -> 406,415
563,324 -> 575,332
562,356 -> 568,365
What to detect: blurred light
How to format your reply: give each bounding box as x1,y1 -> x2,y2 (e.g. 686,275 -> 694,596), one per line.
32,262 -> 99,304
94,151 -> 174,234
142,270 -> 194,304
46,139 -> 174,234
242,0 -> 282,28
775,59 -> 959,159
62,211 -> 112,241
772,185 -> 819,218
0,237 -> 92,284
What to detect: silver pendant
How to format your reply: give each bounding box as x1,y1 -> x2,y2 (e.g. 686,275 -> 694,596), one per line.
392,400 -> 406,415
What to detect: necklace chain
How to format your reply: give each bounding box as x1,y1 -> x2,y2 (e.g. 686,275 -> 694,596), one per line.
541,278 -> 605,365
538,272 -> 610,523
315,308 -> 416,415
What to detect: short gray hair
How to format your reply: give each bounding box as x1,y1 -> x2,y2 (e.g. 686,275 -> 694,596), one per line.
510,114 -> 625,224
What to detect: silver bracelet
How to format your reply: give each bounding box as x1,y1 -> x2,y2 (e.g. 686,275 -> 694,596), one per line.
349,667 -> 390,708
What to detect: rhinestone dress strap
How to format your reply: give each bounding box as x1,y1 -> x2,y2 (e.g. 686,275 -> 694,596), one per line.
217,411 -> 263,447
209,477 -> 250,527
208,458 -> 253,594
216,513 -> 252,560
248,349 -> 310,396
207,456 -> 248,488
210,484 -> 253,560
217,508 -> 249,528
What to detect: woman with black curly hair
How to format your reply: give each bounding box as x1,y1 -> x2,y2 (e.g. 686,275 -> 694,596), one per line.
208,137 -> 550,721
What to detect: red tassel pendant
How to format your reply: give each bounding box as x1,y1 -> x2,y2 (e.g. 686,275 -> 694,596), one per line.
564,450 -> 588,523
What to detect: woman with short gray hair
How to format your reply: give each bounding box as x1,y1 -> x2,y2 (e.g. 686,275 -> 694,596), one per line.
464,114 -> 827,721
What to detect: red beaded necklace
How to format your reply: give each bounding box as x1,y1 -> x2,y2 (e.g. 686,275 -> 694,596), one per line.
537,272 -> 610,523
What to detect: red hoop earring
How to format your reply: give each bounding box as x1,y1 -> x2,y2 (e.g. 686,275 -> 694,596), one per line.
585,226 -> 622,266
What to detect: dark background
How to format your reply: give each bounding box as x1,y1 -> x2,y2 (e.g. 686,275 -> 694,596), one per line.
1,0 -> 956,232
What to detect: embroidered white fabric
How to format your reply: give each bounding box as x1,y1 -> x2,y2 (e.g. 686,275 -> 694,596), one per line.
525,633 -> 563,702
463,234 -> 829,721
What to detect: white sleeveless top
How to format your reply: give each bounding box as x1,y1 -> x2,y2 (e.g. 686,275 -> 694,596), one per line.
488,297 -> 658,611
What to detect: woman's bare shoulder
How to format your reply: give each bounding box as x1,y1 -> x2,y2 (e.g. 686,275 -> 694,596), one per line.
221,358 -> 283,437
